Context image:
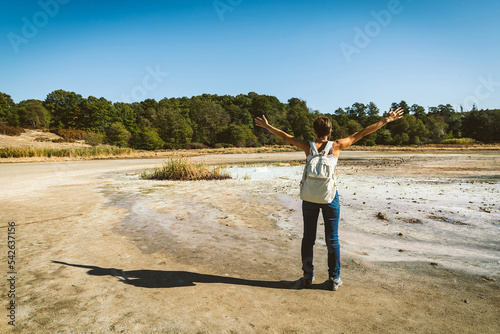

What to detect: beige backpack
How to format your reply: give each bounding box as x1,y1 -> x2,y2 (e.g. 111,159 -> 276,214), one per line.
300,141 -> 337,204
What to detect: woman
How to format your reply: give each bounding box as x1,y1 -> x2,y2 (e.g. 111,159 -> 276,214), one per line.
254,107 -> 404,290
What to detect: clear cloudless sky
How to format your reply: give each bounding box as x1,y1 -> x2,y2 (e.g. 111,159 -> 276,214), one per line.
1,0 -> 499,114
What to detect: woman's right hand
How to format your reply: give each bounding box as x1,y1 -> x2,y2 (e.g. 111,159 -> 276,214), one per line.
254,115 -> 269,129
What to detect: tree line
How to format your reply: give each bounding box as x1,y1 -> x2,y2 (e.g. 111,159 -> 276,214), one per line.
0,90 -> 499,150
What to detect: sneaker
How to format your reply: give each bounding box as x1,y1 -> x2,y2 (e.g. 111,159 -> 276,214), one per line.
302,276 -> 315,289
329,277 -> 342,291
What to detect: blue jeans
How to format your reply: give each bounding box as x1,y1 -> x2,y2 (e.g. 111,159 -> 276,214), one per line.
301,191 -> 340,280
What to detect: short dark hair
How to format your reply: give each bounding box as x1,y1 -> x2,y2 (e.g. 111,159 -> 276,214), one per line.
313,116 -> 332,137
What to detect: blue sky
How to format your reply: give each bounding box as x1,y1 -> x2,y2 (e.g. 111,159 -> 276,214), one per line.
1,0 -> 499,114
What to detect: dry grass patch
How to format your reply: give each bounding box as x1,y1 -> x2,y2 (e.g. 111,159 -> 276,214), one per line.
141,157 -> 232,181
0,145 -> 133,158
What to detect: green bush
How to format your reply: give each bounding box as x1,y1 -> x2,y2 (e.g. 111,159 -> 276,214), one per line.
106,122 -> 131,147
441,138 -> 477,144
219,124 -> 260,147
133,127 -> 165,150
16,99 -> 51,128
84,132 -> 107,146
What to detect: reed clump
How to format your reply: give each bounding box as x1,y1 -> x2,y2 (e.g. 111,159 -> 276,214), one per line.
141,158 -> 232,181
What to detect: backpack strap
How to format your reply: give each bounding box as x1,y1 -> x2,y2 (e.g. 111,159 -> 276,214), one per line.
310,141 -> 333,156
322,141 -> 333,156
309,142 -> 319,155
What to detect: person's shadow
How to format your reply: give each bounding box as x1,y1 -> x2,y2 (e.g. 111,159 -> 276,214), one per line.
52,260 -> 330,290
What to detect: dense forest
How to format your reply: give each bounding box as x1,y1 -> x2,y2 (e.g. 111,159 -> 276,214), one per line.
1,90 -> 499,150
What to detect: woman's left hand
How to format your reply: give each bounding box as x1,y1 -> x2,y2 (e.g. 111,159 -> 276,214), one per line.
385,107 -> 404,123
254,115 -> 270,129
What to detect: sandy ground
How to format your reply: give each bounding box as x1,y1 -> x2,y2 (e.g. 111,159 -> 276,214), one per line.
1,151 -> 499,333
0,129 -> 90,149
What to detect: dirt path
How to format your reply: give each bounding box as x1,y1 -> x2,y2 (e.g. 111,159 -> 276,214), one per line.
1,152 -> 499,333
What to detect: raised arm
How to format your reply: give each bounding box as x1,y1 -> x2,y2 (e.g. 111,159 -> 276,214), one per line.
336,107 -> 404,151
255,115 -> 310,154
